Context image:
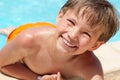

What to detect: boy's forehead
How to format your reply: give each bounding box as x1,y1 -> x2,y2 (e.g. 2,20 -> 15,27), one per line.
66,8 -> 89,20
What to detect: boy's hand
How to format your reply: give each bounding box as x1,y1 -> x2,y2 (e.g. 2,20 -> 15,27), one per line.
41,72 -> 63,80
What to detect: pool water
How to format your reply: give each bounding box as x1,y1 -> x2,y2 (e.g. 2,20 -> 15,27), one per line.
0,0 -> 120,49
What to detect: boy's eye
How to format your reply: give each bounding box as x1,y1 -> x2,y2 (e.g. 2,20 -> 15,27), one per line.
67,19 -> 75,26
83,32 -> 91,38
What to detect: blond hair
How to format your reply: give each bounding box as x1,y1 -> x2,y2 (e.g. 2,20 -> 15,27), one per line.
61,0 -> 119,42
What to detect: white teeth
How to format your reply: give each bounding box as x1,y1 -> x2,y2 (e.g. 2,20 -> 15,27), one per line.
63,38 -> 76,48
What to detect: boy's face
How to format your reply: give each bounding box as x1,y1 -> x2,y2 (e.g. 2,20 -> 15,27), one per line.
55,10 -> 104,55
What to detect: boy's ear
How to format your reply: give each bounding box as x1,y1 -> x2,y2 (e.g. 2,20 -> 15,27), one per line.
56,10 -> 64,23
88,41 -> 104,51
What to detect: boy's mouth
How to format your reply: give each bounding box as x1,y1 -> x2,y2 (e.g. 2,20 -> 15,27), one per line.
61,35 -> 78,49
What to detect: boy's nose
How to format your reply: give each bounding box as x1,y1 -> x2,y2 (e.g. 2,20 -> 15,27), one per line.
69,28 -> 79,41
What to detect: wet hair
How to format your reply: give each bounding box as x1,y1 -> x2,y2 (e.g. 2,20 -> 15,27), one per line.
61,0 -> 119,42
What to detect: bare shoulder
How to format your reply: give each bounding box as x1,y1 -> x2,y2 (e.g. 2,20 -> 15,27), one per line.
16,26 -> 55,44
76,52 -> 104,80
9,27 -> 55,53
24,27 -> 56,43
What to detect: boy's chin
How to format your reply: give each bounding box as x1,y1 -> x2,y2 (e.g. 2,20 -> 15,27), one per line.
56,45 -> 69,54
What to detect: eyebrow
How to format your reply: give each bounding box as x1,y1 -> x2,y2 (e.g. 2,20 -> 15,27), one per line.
69,17 -> 77,25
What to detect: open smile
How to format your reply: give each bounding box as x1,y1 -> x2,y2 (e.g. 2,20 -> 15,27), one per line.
61,35 -> 78,49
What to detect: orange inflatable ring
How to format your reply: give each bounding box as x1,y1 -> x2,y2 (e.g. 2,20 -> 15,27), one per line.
7,22 -> 56,42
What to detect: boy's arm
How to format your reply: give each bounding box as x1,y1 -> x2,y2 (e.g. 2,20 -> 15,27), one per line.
0,28 -> 38,67
1,62 -> 38,80
0,30 -> 39,79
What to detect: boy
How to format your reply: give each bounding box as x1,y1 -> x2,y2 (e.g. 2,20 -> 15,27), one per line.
0,0 -> 119,80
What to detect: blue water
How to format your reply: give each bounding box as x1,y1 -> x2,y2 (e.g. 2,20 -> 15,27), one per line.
0,0 -> 120,49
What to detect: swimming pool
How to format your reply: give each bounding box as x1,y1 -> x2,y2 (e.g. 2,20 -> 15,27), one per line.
0,0 -> 120,49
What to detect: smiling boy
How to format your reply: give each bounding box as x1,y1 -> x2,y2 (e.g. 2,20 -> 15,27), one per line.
0,0 -> 119,80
